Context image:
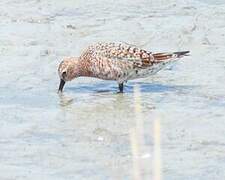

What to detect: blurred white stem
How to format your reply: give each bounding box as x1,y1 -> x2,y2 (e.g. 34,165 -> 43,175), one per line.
153,119 -> 162,180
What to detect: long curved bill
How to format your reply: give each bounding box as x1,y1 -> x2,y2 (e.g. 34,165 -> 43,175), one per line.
58,79 -> 65,92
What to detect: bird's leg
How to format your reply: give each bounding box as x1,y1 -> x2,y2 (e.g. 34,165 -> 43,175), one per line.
118,83 -> 124,93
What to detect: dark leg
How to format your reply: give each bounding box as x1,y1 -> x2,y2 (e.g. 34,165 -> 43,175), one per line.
118,83 -> 123,93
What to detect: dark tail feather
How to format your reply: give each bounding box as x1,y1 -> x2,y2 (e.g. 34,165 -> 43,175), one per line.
153,51 -> 190,61
173,51 -> 190,57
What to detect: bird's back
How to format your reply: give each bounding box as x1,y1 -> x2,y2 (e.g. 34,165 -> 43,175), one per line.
80,42 -> 189,82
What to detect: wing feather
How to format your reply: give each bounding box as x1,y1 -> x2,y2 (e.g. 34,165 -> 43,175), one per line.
87,43 -> 189,70
91,42 -> 154,69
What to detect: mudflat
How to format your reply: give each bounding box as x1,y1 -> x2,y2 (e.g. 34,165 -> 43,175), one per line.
0,0 -> 224,179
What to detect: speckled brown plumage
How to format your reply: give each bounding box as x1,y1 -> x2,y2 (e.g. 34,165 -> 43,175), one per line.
58,42 -> 189,92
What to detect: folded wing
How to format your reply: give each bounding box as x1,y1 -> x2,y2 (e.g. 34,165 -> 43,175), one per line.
92,42 -> 189,69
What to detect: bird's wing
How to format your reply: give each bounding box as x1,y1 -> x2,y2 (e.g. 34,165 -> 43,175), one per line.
91,43 -> 189,69
91,42 -> 154,69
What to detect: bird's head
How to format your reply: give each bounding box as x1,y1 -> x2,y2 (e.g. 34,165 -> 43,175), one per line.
58,57 -> 80,92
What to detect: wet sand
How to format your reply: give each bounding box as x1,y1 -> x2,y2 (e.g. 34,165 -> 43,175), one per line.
0,0 -> 225,179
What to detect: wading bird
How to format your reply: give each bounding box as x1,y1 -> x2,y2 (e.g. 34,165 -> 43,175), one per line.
58,42 -> 189,93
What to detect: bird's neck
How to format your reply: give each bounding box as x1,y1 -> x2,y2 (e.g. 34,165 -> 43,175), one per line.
75,57 -> 93,77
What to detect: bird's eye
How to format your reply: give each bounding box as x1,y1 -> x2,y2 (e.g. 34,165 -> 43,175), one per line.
62,71 -> 67,79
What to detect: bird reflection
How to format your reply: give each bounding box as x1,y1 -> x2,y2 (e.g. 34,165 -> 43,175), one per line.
58,93 -> 74,107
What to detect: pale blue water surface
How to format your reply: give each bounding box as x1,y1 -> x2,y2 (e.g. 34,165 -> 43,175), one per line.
0,0 -> 225,179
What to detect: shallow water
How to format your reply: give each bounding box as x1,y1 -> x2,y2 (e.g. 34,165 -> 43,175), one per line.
0,0 -> 225,179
